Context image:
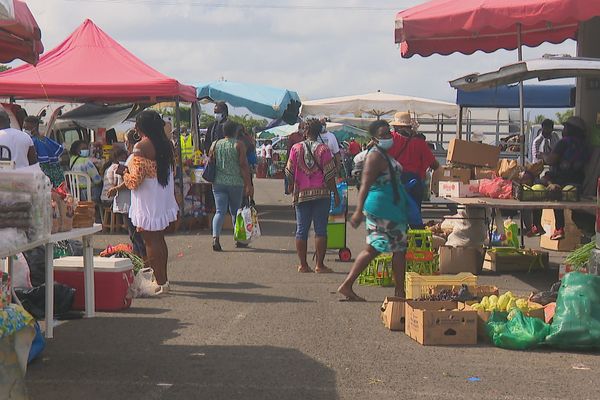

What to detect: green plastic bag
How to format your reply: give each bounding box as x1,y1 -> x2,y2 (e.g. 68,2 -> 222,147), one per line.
234,208 -> 248,242
486,310 -> 550,350
545,272 -> 600,350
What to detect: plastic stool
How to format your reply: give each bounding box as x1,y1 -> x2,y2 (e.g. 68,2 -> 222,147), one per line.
102,208 -> 126,233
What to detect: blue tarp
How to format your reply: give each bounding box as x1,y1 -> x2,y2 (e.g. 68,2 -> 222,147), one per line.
196,80 -> 301,122
456,84 -> 575,108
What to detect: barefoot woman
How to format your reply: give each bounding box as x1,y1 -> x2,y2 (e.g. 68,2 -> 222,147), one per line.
121,110 -> 178,294
338,120 -> 408,301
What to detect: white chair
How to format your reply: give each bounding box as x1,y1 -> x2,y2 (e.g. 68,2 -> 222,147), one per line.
64,171 -> 92,202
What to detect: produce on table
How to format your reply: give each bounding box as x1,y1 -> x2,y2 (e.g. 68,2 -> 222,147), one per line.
562,185 -> 576,192
531,184 -> 547,191
419,284 -> 476,302
470,292 -> 537,313
100,243 -> 145,273
564,241 -> 595,271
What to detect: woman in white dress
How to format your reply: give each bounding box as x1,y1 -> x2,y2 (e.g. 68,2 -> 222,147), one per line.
119,111 -> 178,294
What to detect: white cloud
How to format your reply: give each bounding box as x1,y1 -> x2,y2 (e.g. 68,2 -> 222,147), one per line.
24,0 -> 576,107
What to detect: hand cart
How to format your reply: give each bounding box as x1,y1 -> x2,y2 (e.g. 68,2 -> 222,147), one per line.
326,180 -> 352,262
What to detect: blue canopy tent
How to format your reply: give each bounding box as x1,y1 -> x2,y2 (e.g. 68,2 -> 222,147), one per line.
456,84 -> 575,108
196,80 -> 301,124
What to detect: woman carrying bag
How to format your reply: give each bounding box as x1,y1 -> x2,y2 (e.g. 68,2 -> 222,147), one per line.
338,120 -> 409,301
208,121 -> 253,251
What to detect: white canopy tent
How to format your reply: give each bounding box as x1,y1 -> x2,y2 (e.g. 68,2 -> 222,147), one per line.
300,91 -> 458,118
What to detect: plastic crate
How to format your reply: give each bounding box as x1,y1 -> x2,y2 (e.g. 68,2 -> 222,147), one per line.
561,186 -> 580,202
358,254 -> 394,287
406,250 -> 438,275
405,272 -> 477,299
512,182 -> 548,201
407,229 -> 433,252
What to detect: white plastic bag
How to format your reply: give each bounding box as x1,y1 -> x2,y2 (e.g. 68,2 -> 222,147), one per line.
129,268 -> 159,298
234,206 -> 261,243
10,254 -> 32,289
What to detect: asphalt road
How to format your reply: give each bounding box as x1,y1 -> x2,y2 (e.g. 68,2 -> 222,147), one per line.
26,179 -> 599,400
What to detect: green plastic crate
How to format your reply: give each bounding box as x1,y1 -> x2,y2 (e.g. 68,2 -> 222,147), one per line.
327,223 -> 346,249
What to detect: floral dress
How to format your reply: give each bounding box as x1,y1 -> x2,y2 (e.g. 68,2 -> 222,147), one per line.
364,147 -> 408,253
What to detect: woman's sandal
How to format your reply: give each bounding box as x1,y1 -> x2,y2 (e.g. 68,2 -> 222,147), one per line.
155,281 -> 170,295
297,265 -> 313,273
314,266 -> 334,274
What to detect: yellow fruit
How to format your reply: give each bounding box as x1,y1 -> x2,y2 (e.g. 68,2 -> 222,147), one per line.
506,298 -> 517,311
532,184 -> 547,191
516,299 -> 529,311
563,185 -> 575,192
480,296 -> 490,309
505,291 -> 514,299
498,294 -> 509,311
489,295 -> 499,308
471,303 -> 483,311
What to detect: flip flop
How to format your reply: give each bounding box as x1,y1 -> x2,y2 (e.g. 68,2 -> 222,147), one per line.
297,265 -> 313,273
315,266 -> 334,274
339,295 -> 367,302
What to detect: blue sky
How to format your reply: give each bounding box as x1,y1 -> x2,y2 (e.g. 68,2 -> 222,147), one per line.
25,0 -> 576,116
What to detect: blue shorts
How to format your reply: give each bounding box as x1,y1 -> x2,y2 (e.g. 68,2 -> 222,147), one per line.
295,198 -> 330,241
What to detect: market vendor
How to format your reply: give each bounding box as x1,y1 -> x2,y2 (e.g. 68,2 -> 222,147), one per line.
530,116 -> 589,240
23,115 -> 65,187
69,140 -> 102,201
388,111 -> 439,218
531,119 -> 560,164
0,110 -> 37,168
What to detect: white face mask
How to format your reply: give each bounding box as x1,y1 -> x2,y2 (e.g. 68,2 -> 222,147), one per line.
377,138 -> 394,150
214,113 -> 223,121
79,149 -> 90,157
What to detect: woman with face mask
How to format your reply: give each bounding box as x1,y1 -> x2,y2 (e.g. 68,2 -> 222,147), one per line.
337,120 -> 409,301
69,140 -> 102,201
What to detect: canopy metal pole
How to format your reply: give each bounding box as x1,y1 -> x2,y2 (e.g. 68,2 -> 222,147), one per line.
175,97 -> 184,216
457,106 -> 463,139
517,23 -> 526,167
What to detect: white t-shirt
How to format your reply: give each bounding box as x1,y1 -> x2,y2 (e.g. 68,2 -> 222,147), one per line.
319,131 -> 340,155
260,144 -> 267,158
265,144 -> 273,159
0,128 -> 34,168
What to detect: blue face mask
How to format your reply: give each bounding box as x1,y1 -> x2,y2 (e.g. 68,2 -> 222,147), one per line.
80,149 -> 90,157
377,138 -> 394,150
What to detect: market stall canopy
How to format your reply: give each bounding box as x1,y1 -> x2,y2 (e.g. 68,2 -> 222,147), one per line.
456,84 -> 575,108
395,0 -> 600,58
257,122 -> 367,141
450,56 -> 600,91
301,91 -> 457,118
0,0 -> 43,64
58,103 -> 146,130
196,80 -> 301,123
0,19 -> 196,102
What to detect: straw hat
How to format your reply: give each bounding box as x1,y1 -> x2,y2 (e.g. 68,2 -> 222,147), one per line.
390,111 -> 413,127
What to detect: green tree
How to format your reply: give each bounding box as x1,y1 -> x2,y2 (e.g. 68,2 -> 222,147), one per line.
555,109 -> 574,124
0,65 -> 10,72
158,105 -> 191,128
534,114 -> 546,124
199,113 -> 268,134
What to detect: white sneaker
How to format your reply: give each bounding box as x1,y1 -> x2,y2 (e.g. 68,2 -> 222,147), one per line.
156,281 -> 170,295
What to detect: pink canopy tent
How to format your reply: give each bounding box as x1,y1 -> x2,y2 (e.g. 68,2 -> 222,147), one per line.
395,0 -> 600,58
0,19 -> 196,102
0,0 -> 44,64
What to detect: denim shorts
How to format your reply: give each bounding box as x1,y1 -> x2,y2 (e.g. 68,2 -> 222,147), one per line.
295,198 -> 330,241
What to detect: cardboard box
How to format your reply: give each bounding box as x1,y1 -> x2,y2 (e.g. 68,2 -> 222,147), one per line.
473,166 -> 496,180
483,250 -> 549,272
540,209 -> 582,252
431,166 -> 472,195
438,180 -> 480,198
381,297 -> 405,331
447,138 -> 501,168
462,302 -> 545,342
558,264 -> 588,280
439,246 -> 484,274
405,300 -> 478,345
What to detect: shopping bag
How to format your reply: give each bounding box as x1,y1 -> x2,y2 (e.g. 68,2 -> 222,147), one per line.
129,268 -> 159,298
486,309 -> 550,350
234,206 -> 261,243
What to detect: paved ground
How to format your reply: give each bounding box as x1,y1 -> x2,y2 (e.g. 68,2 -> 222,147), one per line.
27,179 -> 599,400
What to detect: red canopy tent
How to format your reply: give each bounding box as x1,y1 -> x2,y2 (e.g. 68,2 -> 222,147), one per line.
395,0 -> 600,58
0,19 -> 196,102
0,0 -> 44,64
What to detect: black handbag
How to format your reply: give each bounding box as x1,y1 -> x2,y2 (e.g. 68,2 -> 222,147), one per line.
202,140 -> 218,183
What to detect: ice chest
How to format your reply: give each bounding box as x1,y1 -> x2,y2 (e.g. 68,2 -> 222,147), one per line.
54,257 -> 134,311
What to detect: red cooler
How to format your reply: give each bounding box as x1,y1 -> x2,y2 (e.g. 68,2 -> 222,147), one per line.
54,257 -> 134,311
